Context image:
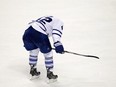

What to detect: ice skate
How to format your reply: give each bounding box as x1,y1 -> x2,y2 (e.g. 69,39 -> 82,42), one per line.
30,65 -> 40,80
46,70 -> 58,83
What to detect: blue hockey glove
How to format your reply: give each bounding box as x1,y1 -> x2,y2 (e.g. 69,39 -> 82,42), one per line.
54,41 -> 64,54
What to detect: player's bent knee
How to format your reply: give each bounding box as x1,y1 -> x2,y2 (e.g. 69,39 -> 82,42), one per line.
44,50 -> 53,58
40,46 -> 52,53
30,48 -> 40,56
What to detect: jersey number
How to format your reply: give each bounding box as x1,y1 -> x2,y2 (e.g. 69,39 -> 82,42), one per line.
37,17 -> 52,24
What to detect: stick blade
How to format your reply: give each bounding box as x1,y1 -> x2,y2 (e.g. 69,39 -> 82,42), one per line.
86,55 -> 100,59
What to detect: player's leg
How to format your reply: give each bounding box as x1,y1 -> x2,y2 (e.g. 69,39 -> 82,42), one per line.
39,35 -> 58,80
22,26 -> 40,77
43,51 -> 58,80
44,51 -> 53,72
29,48 -> 40,77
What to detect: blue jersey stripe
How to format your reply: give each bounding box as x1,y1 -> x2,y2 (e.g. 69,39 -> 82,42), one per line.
53,29 -> 62,35
37,21 -> 47,32
45,57 -> 53,60
45,61 -> 53,64
52,33 -> 61,37
39,26 -> 46,32
29,58 -> 38,61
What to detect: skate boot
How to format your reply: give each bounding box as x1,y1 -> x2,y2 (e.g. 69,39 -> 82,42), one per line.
30,65 -> 40,80
47,71 -> 58,79
46,70 -> 58,83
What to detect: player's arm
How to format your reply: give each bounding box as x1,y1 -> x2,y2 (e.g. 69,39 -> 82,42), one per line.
52,22 -> 64,54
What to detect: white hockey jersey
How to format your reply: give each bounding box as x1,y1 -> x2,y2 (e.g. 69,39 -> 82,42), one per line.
28,16 -> 63,43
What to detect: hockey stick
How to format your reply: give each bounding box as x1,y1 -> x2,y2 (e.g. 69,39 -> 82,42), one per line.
52,48 -> 99,59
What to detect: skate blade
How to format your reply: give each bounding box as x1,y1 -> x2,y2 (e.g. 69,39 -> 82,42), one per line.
46,78 -> 57,84
30,75 -> 40,80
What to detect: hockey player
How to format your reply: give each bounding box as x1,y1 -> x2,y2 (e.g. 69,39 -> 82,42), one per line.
22,16 -> 64,80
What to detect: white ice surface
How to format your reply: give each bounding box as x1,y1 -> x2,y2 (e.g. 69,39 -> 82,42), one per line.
0,0 -> 116,87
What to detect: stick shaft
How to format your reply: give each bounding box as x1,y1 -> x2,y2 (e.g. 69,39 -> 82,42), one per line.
65,51 -> 99,59
52,48 -> 99,59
